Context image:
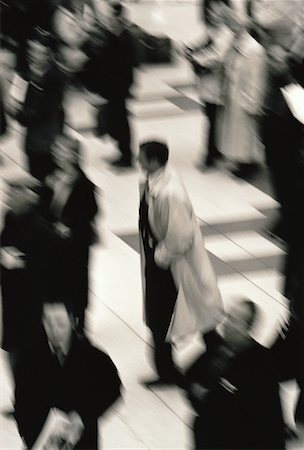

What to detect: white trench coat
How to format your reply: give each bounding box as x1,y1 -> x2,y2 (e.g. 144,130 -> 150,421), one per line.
139,168 -> 224,344
219,32 -> 267,163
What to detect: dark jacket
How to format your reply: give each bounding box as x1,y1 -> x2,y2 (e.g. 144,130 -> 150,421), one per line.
40,169 -> 98,247
186,335 -> 285,449
39,169 -> 98,312
82,26 -> 136,100
1,209 -> 67,351
14,332 -> 122,449
18,61 -> 66,155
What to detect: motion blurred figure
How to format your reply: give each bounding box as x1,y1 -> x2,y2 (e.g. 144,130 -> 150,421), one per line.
99,1 -> 136,168
12,29 -> 67,181
184,0 -> 233,169
40,134 -> 98,332
138,141 -> 223,387
218,11 -> 267,179
14,298 -> 122,449
1,170 -> 66,379
186,299 -> 285,449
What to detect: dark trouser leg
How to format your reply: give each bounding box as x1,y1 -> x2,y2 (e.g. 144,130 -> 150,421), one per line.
107,98 -> 132,162
145,255 -> 179,381
262,113 -> 303,243
151,329 -> 177,381
68,246 -> 89,333
202,329 -> 218,352
75,419 -> 98,450
27,152 -> 54,182
204,103 -> 219,165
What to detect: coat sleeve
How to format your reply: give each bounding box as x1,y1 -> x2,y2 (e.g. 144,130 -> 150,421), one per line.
239,45 -> 267,115
154,194 -> 194,269
77,348 -> 122,422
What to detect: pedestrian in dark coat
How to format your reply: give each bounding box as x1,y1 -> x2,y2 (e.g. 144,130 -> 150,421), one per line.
95,1 -> 136,168
1,171 -> 67,374
185,299 -> 286,450
14,299 -> 122,449
40,134 -> 98,332
15,30 -> 66,181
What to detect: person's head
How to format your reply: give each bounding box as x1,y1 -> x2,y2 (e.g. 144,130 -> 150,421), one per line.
4,171 -> 41,216
52,134 -> 81,172
138,141 -> 169,175
202,0 -> 230,26
109,1 -> 126,34
42,300 -> 74,352
222,299 -> 258,348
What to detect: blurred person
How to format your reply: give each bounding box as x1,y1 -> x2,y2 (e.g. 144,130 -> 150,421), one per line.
138,141 -> 223,387
186,299 -> 286,449
10,29 -> 67,181
0,170 -> 67,381
97,0 -> 136,168
0,0 -> 58,78
218,11 -> 267,179
53,0 -> 99,42
266,29 -> 304,439
0,37 -> 17,140
184,0 -> 233,170
14,298 -> 122,449
40,134 -> 98,333
256,29 -> 304,243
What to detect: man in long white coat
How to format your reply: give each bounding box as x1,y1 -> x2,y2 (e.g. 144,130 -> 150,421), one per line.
138,141 -> 223,387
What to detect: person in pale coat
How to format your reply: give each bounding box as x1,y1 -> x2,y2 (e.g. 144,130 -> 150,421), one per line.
138,141 -> 223,388
218,12 -> 267,179
184,0 -> 234,170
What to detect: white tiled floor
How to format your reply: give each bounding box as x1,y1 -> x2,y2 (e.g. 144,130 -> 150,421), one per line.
0,1 -> 303,449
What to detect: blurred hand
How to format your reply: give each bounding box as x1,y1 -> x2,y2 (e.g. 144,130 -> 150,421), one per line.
64,411 -> 84,448
1,247 -> 25,269
54,222 -> 71,239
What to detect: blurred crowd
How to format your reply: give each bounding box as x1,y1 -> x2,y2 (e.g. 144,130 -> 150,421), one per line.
0,0 -> 304,449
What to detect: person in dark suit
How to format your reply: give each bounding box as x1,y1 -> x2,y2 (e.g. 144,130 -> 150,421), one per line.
185,299 -> 286,450
1,170 -> 67,378
98,1 -> 136,168
14,298 -> 122,449
13,28 -> 67,181
40,134 -> 98,332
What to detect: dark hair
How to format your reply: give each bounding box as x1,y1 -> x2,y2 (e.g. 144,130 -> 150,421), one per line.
30,26 -> 52,47
140,141 -> 169,166
112,1 -> 125,17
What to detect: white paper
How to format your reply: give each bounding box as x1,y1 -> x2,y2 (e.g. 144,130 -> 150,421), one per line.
32,409 -> 73,450
281,83 -> 304,125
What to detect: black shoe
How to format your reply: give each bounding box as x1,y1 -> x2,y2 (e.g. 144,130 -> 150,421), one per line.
141,377 -> 176,388
231,163 -> 260,180
265,219 -> 287,244
110,156 -> 133,168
